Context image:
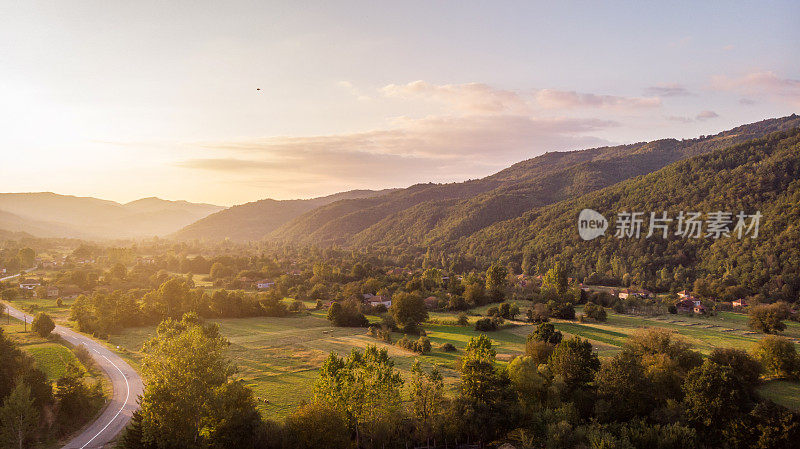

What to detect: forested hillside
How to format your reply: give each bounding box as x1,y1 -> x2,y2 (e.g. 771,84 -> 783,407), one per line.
172,189 -> 396,241
460,128 -> 800,301
271,115 -> 800,248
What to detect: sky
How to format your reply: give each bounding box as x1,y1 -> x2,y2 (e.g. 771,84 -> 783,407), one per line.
0,1 -> 798,206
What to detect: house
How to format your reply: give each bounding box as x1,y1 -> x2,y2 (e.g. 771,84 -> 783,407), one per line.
424,296 -> 439,310
677,290 -> 695,299
45,286 -> 59,298
732,299 -> 748,308
675,299 -> 695,313
19,280 -> 41,290
256,279 -> 274,289
366,295 -> 392,308
675,298 -> 705,314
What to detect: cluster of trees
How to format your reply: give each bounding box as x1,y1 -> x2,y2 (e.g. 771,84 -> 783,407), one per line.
69,277 -> 292,337
0,328 -> 104,448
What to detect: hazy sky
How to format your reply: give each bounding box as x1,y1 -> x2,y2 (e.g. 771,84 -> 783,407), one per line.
1,1 -> 798,206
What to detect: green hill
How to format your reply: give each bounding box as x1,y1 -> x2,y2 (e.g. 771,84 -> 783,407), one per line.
271,115 -> 800,250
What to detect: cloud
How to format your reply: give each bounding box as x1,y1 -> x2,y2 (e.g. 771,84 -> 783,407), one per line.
337,81 -> 372,101
695,110 -> 719,120
381,80 -> 528,114
380,81 -> 662,114
710,71 -> 800,105
644,83 -> 692,97
178,114 -> 616,189
665,110 -> 719,123
533,89 -> 661,109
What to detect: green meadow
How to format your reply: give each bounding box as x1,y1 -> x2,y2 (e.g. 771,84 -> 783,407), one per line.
102,304 -> 800,419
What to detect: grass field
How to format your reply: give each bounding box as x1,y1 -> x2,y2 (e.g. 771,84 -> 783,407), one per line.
48,297 -> 798,421
757,380 -> 800,411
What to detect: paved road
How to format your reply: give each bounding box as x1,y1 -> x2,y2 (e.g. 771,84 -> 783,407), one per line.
3,302 -> 144,449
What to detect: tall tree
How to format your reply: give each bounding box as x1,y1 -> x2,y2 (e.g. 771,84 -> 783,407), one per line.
0,383 -> 39,449
314,345 -> 403,446
132,313 -> 262,449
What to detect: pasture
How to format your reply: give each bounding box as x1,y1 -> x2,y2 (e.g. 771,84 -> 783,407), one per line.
104,303 -> 800,420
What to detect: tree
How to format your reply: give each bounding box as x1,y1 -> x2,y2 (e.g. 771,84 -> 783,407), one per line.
134,313 -> 262,448
683,360 -> 750,444
464,283 -> 486,307
752,335 -> 799,379
283,402 -> 352,449
55,363 -> 102,431
456,335 -> 515,443
391,292 -> 427,332
0,383 -> 39,449
623,328 -> 703,401
541,262 -> 568,300
709,348 -> 762,392
528,322 -> 562,345
313,345 -> 403,446
583,302 -> 607,322
748,304 -> 788,334
594,352 -> 655,422
17,248 -> 35,269
548,337 -> 600,391
410,360 -> 444,446
485,263 -> 508,301
31,313 -> 55,338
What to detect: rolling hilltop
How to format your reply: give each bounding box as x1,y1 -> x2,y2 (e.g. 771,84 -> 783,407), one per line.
268,115 -> 800,249
0,193 -> 224,239
172,189 -> 397,241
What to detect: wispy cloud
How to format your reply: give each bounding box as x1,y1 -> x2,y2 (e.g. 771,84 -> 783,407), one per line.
710,71 -> 800,105
533,89 -> 661,109
665,110 -> 719,123
381,81 -> 528,114
379,81 -> 663,114
644,83 -> 692,97
696,110 -> 719,120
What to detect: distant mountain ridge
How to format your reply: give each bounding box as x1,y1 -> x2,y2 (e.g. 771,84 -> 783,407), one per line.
0,193 -> 225,239
172,189 -> 398,241
270,115 -> 800,249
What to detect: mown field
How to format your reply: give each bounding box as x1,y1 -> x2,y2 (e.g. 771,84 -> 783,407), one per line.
100,301 -> 800,419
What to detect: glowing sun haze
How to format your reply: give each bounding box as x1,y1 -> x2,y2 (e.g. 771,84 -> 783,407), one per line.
1,1 -> 798,206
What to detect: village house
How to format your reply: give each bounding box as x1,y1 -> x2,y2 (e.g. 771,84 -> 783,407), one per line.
675,297 -> 705,314
19,280 -> 41,290
677,290 -> 695,299
365,295 -> 392,308
46,286 -> 59,298
424,296 -> 440,310
732,298 -> 748,308
256,279 -> 274,289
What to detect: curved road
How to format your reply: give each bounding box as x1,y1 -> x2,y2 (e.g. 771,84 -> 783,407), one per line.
3,302 -> 144,448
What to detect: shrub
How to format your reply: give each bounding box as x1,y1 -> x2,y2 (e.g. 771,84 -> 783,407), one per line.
457,312 -> 469,326
32,312 -> 55,337
474,317 -> 497,332
288,300 -> 305,313
549,302 -> 576,320
397,335 -> 431,353
583,302 -> 607,322
441,342 -> 457,352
